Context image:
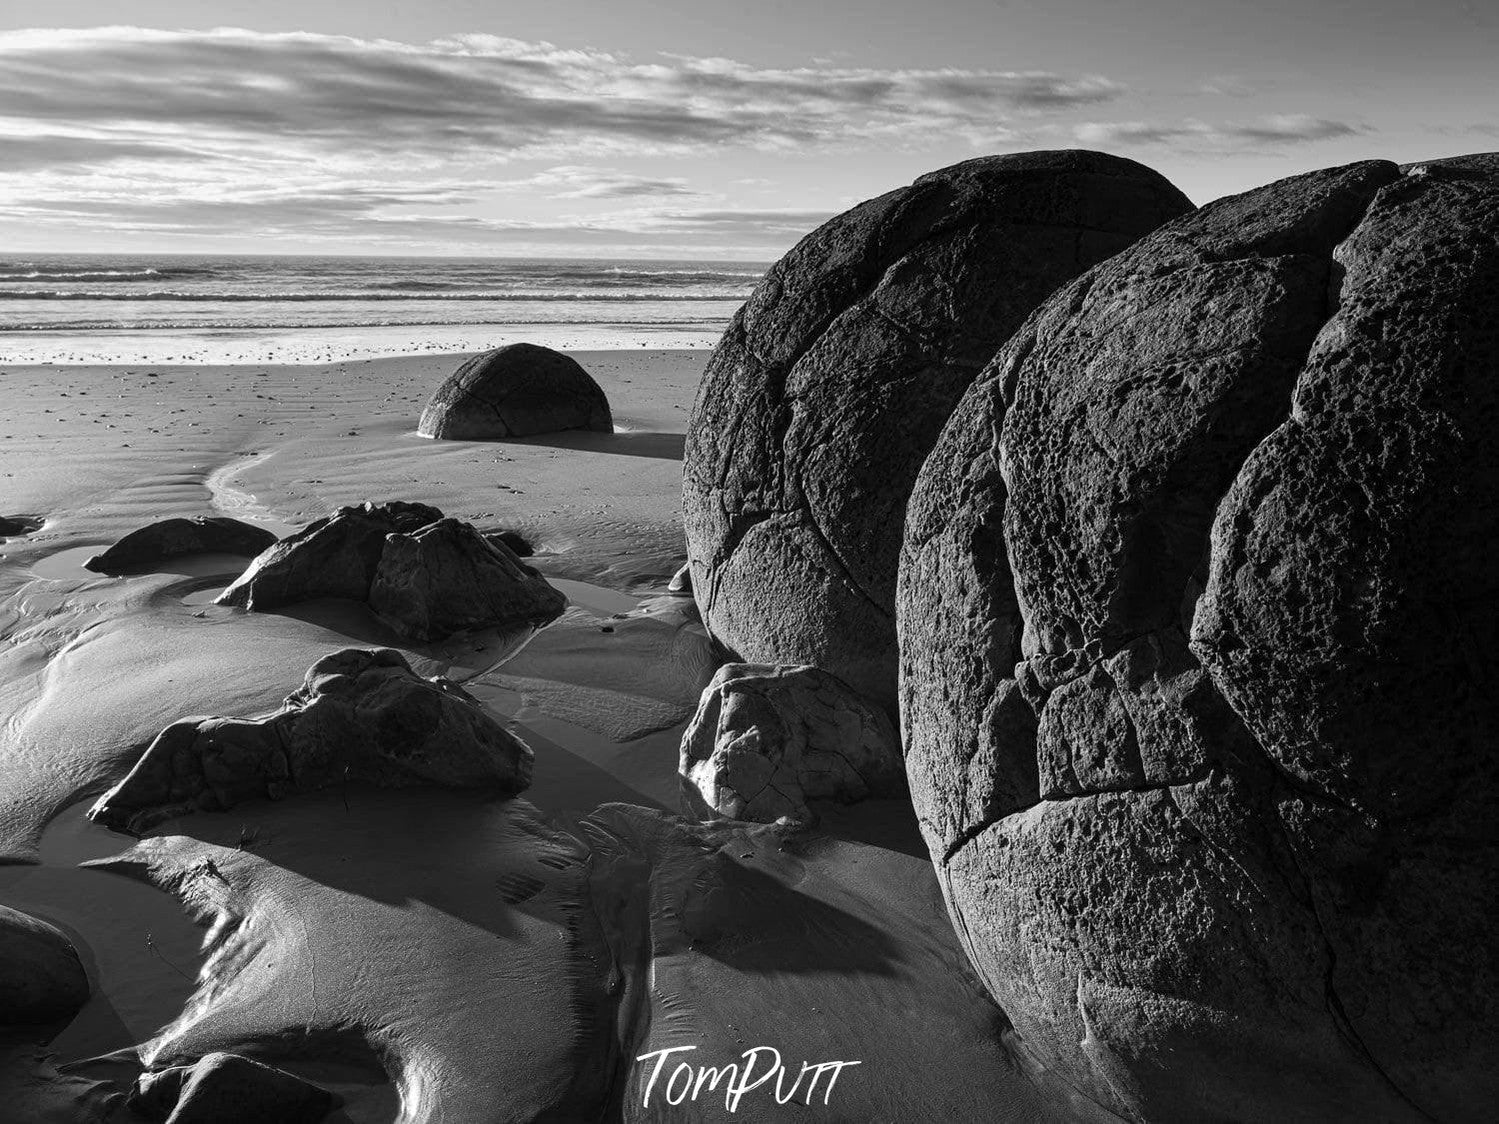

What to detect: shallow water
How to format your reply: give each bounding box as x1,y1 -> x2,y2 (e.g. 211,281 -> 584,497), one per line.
0,800 -> 205,1063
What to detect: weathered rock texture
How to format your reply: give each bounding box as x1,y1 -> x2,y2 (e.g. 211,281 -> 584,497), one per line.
0,904 -> 89,1028
417,343 -> 612,439
684,150 -> 1194,712
680,663 -> 903,823
90,647 -> 533,833
898,155 -> 1499,1121
130,1053 -> 338,1124
84,516 -> 277,574
216,502 -> 564,640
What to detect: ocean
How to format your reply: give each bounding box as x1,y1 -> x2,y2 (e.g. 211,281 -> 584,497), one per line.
0,254 -> 765,364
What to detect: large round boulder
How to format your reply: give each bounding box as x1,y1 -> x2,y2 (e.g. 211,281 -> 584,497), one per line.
0,904 -> 90,1029
418,343 -> 612,439
683,150 -> 1192,711
898,155 -> 1499,1121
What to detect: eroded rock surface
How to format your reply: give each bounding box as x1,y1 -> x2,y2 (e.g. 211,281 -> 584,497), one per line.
84,516 -> 277,574
0,903 -> 90,1028
680,663 -> 903,823
898,155 -> 1499,1121
216,501 -> 564,640
89,647 -> 533,832
685,150 -> 1193,712
417,343 -> 612,439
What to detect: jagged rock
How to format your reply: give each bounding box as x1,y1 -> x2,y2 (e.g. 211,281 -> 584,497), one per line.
680,663 -> 903,824
84,516 -> 277,574
217,501 -> 440,610
369,518 -> 565,641
898,155 -> 1499,1121
129,1052 -> 338,1124
417,343 -> 613,439
89,647 -> 533,833
684,150 -> 1192,713
667,563 -> 691,593
216,502 -> 563,640
0,904 -> 89,1028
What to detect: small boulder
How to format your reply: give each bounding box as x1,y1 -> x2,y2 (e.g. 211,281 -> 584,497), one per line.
486,528 -> 534,557
217,502 -> 564,641
370,518 -> 566,641
418,343 -> 613,439
84,516 -> 278,574
680,663 -> 903,824
0,514 -> 40,538
0,904 -> 90,1029
129,1052 -> 338,1124
89,647 -> 534,833
667,563 -> 692,594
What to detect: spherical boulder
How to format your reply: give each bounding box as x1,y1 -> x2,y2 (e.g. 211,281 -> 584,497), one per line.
0,904 -> 90,1029
898,155 -> 1499,1121
683,150 -> 1192,712
418,343 -> 612,440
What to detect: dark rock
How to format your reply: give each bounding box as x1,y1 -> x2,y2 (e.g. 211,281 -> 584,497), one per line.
684,150 -> 1192,713
216,502 -> 563,640
0,514 -> 40,538
84,516 -> 277,574
369,518 -> 565,641
898,155 -> 1499,1121
0,904 -> 89,1028
680,663 -> 903,824
89,647 -> 533,833
417,343 -> 612,439
486,528 -> 534,557
217,501 -> 441,611
129,1052 -> 338,1124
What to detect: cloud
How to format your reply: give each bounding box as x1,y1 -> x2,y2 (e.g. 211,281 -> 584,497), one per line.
2,132 -> 202,170
497,166 -> 702,199
0,26 -> 1123,169
1074,114 -> 1361,149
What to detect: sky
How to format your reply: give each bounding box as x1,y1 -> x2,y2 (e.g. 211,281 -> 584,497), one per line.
1,1 -> 1494,259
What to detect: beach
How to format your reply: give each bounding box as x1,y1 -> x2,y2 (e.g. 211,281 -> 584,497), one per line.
0,346 -> 1051,1122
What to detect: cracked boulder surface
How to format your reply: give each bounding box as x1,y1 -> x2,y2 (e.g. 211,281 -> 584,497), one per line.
84,516 -> 278,574
417,343 -> 613,440
683,150 -> 1194,714
898,155 -> 1499,1121
217,501 -> 565,641
88,647 -> 534,833
679,662 -> 904,823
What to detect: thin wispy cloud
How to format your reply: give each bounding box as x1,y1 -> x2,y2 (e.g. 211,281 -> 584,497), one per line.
1075,114 -> 1362,149
0,27 -> 1120,170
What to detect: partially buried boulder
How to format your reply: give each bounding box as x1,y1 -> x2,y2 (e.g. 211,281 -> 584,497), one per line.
84,516 -> 277,574
217,502 -> 564,641
130,1053 -> 338,1124
371,518 -> 565,641
898,155 -> 1499,1121
0,904 -> 89,1029
679,663 -> 903,824
89,647 -> 534,833
683,149 -> 1193,713
0,514 -> 40,538
417,343 -> 613,439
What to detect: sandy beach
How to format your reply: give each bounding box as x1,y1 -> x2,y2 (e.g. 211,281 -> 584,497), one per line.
0,348 -> 1056,1122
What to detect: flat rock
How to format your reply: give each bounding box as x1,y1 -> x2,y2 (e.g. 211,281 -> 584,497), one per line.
0,904 -> 90,1029
130,1052 -> 337,1124
684,149 -> 1192,713
898,155 -> 1499,1121
217,501 -> 564,641
89,647 -> 534,833
680,662 -> 904,823
417,343 -> 612,439
369,518 -> 565,641
84,516 -> 277,574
